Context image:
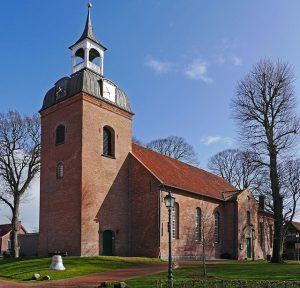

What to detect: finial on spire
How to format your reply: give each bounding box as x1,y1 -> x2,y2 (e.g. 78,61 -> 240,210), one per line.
87,1 -> 92,9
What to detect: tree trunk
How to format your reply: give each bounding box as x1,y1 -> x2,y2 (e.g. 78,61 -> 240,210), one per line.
269,151 -> 284,263
11,196 -> 20,258
202,229 -> 207,277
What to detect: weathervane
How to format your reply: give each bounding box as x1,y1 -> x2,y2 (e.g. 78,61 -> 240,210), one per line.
87,0 -> 92,9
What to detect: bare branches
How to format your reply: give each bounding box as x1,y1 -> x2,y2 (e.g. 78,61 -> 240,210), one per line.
0,110 -> 41,258
232,59 -> 300,263
208,149 -> 263,193
233,60 -> 299,155
147,136 -> 199,166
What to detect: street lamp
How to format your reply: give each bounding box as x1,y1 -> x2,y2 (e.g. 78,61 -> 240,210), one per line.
249,224 -> 255,261
162,186 -> 175,288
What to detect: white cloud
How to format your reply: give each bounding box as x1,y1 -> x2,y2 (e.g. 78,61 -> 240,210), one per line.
145,57 -> 173,74
219,38 -> 243,51
185,60 -> 213,84
232,56 -> 243,66
201,135 -> 234,146
214,54 -> 225,65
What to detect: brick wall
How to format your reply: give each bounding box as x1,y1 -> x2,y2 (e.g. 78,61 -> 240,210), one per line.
130,156 -> 160,257
39,92 -> 133,256
81,94 -> 132,256
39,94 -> 83,256
236,190 -> 274,260
159,188 -> 223,260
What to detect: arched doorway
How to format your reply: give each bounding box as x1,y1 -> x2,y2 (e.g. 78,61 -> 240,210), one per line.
102,230 -> 113,256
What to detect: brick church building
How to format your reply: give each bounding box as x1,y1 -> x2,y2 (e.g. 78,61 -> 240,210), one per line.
38,4 -> 274,260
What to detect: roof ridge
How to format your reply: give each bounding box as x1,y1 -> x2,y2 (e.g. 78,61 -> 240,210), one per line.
132,143 -> 237,200
132,143 -> 235,185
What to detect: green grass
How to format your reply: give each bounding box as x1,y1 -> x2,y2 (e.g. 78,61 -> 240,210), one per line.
126,261 -> 300,287
0,256 -> 158,282
1,257 -> 300,287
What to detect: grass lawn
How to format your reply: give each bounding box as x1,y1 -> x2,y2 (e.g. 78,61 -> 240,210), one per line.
126,261 -> 300,287
1,257 -> 300,287
0,256 -> 160,283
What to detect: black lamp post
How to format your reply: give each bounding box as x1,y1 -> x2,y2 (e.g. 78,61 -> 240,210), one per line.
163,187 -> 175,288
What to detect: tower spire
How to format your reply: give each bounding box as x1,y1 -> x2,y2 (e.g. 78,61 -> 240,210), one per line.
70,1 -> 102,48
69,1 -> 106,75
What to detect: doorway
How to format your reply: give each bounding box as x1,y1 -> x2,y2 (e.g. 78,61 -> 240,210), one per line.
102,230 -> 113,256
246,238 -> 251,258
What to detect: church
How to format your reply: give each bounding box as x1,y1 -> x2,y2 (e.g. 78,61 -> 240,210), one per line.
38,4 -> 274,260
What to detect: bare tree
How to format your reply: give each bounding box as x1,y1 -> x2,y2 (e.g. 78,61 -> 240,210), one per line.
147,136 -> 199,165
281,159 -> 300,225
132,136 -> 144,146
199,204 -> 214,278
232,59 -> 300,263
207,149 -> 238,185
0,111 -> 40,258
208,149 -> 263,193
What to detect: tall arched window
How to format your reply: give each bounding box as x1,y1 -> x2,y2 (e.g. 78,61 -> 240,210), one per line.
103,126 -> 115,157
247,211 -> 251,226
56,124 -> 65,145
195,207 -> 201,241
56,163 -> 64,179
172,202 -> 179,239
214,211 -> 220,243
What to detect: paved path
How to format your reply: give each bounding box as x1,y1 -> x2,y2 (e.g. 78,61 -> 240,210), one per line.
0,263 -> 168,288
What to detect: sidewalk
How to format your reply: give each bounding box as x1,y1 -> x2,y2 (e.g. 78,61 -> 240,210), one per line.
0,263 -> 168,288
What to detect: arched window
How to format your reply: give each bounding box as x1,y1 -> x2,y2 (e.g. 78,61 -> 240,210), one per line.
56,125 -> 65,145
195,207 -> 201,241
56,163 -> 64,179
75,48 -> 85,65
214,211 -> 220,243
89,48 -> 100,64
103,126 -> 115,157
172,202 -> 179,239
259,222 -> 264,246
247,211 -> 251,226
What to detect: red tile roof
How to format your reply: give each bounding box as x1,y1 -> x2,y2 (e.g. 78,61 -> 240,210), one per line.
131,144 -> 238,200
0,224 -> 27,238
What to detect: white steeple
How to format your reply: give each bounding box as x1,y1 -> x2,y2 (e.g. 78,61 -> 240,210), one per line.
69,1 -> 107,75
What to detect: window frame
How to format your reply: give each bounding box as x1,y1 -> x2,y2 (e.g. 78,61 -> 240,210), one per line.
195,207 -> 201,241
214,211 -> 220,243
259,222 -> 264,246
56,162 -> 64,179
247,211 -> 251,226
102,126 -> 115,158
171,202 -> 179,240
55,124 -> 65,145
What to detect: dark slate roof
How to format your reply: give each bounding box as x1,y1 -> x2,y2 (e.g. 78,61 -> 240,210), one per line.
291,221 -> 300,232
0,224 -> 27,238
41,69 -> 132,113
132,144 -> 238,201
69,7 -> 106,50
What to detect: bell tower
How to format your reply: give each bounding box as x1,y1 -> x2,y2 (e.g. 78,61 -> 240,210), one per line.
69,2 -> 106,75
38,2 -> 133,257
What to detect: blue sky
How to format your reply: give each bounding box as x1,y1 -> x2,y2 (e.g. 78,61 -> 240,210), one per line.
1,0 -> 300,229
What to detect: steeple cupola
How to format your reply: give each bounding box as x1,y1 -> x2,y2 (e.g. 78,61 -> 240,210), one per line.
69,1 -> 107,75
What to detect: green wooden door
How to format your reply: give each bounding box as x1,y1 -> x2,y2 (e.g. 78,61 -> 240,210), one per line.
246,238 -> 251,258
102,230 -> 113,256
